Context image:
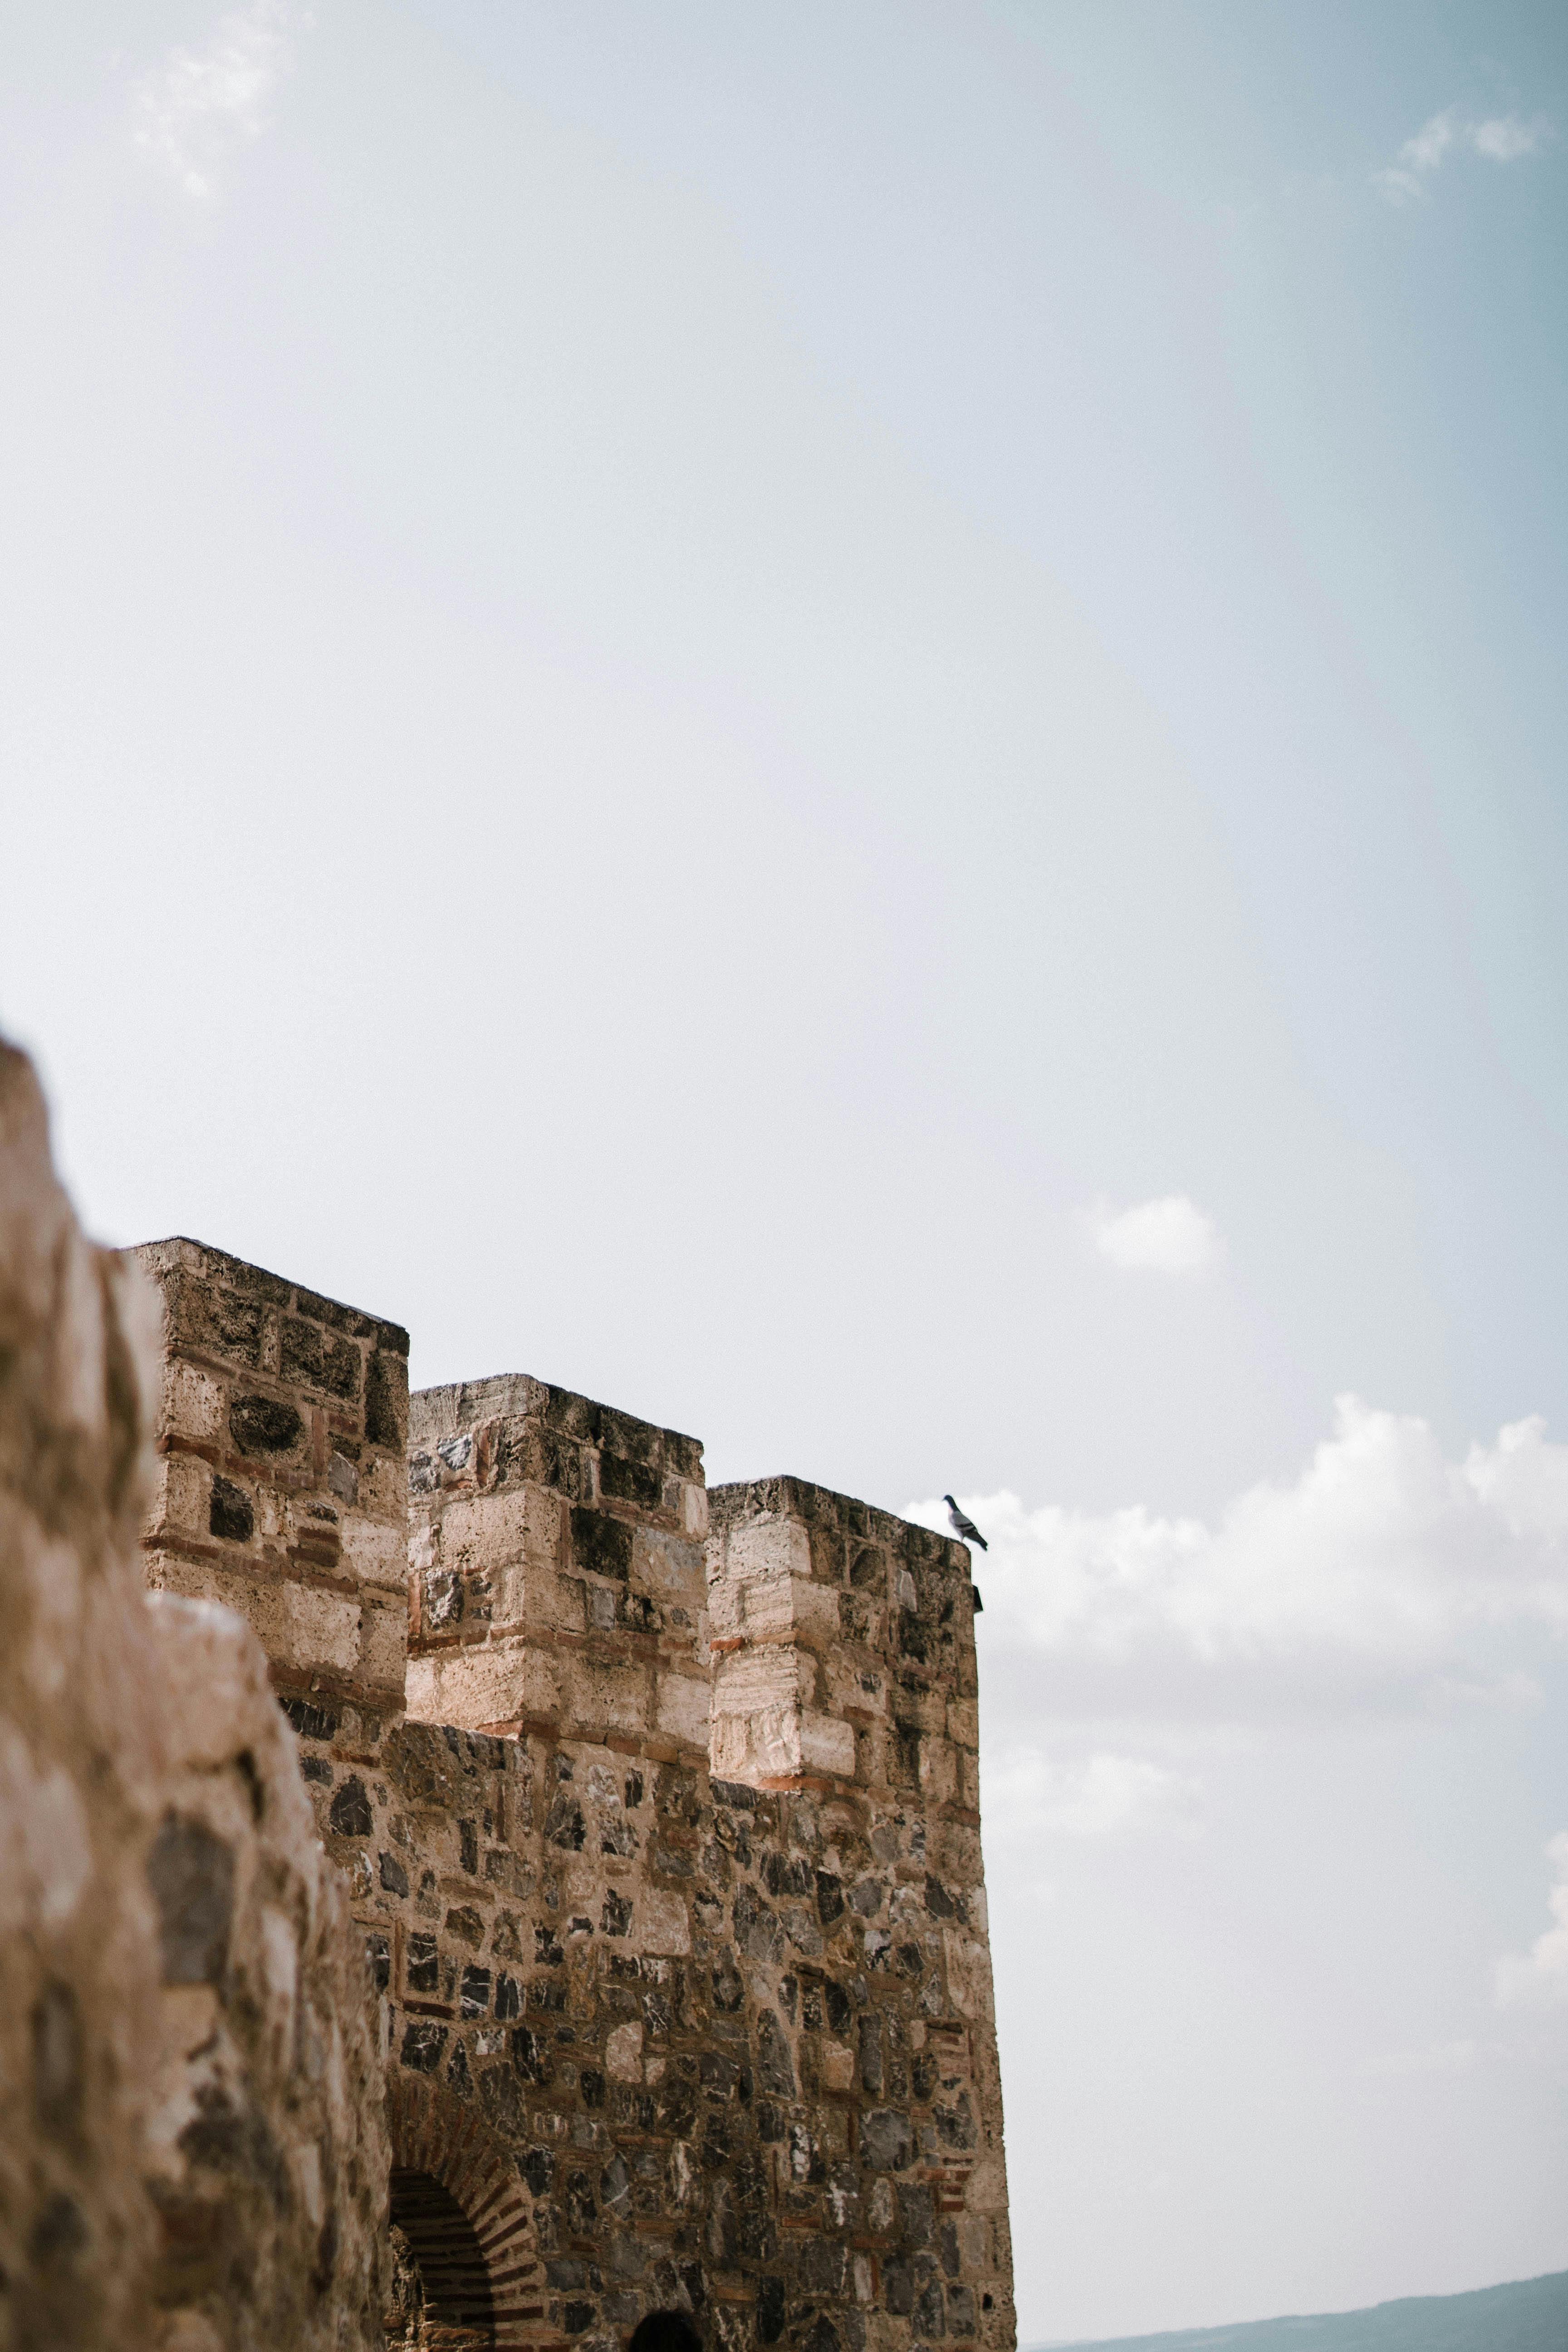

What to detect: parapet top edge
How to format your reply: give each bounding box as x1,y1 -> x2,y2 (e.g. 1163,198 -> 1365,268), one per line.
410,1371 -> 704,1461
707,1474 -> 974,1568
130,1235 -> 410,1356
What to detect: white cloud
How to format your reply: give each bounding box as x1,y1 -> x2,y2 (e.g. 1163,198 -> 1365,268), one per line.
916,1401 -> 1568,1704
922,1405 -> 1568,1877
1472,115 -> 1547,163
1373,108 -> 1549,206
1088,1194 -> 1221,1277
132,0 -> 307,201
1402,110 -> 1460,174
1495,1833 -> 1568,2009
985,1747 -> 1200,1844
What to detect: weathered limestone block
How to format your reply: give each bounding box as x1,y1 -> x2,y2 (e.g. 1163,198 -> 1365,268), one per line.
0,1044 -> 389,2352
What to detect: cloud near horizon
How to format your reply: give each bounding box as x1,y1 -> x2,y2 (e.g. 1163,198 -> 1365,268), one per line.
1373,108 -> 1549,206
132,0 -> 307,201
1495,1833 -> 1568,2009
912,1397 -> 1568,1707
1088,1194 -> 1222,1276
910,1396 -> 1568,1962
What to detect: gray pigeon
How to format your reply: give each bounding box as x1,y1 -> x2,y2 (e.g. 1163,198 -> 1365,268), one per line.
943,1494 -> 988,1551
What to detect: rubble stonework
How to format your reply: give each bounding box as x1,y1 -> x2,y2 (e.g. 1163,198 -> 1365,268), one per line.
132,1238 -> 1016,2352
0,1045 -> 387,2352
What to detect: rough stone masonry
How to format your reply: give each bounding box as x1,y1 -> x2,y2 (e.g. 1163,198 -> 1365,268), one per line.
1,1031 -> 1014,2352
0,1047 -> 386,2352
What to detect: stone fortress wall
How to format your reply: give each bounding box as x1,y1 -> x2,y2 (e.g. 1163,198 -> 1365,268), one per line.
0,1052 -> 386,2352
132,1233 -> 1015,2352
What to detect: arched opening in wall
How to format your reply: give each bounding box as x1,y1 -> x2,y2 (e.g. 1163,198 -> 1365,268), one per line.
627,2312 -> 703,2352
385,2168 -> 496,2351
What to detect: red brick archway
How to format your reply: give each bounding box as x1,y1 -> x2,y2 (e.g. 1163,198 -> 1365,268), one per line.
387,2075 -> 541,2351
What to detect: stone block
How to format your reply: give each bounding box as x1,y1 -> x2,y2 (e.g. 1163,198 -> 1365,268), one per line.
800,1710 -> 858,1780
356,1593 -> 407,1698
681,1482 -> 709,1538
720,1514 -> 813,1587
560,1652 -> 649,1739
942,1928 -> 995,2022
822,2041 -> 856,2092
487,1557 -> 585,1636
405,1638 -> 548,1732
162,1358 -> 225,1445
947,1697 -> 980,1752
436,1487 -> 534,1572
146,1449 -> 211,1544
340,1514 -> 407,1592
633,1526 -> 706,1608
655,1669 -> 711,1752
605,2021 -> 644,2081
630,1886 -> 691,1957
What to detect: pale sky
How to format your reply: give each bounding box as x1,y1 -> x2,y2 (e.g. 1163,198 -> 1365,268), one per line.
1,5 -> 1565,2341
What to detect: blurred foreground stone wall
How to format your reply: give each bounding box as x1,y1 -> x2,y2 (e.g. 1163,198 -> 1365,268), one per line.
0,1042 -> 387,2352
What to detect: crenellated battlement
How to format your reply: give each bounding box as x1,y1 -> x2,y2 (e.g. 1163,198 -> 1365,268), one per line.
134,1236 -> 411,1720
706,1480 -> 980,1808
405,1372 -> 711,1754
127,1235 -> 1015,2352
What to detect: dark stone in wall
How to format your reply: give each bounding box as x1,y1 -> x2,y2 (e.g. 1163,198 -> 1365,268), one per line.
229,1394 -> 304,1456
364,1349 -> 405,1449
545,1791 -> 586,1851
859,2108 -> 913,2171
147,1815 -> 234,1987
29,2191 -> 87,2267
757,2274 -> 787,2343
209,1475 -> 255,1543
280,1694 -> 339,1743
31,1981 -> 83,2141
569,1505 -> 633,1581
599,1451 -> 663,1508
174,1279 -> 265,1372
280,1315 -> 361,1403
329,1778 -> 373,1839
401,2021 -> 446,2073
511,2027 -> 549,2084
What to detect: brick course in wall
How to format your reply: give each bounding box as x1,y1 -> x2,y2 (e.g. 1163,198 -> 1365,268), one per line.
132,1240 -> 1016,2352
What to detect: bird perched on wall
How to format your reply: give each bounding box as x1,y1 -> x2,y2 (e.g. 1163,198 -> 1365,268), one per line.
943,1494 -> 988,1551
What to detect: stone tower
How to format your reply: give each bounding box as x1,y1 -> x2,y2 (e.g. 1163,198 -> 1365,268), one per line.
133,1238 -> 1015,2352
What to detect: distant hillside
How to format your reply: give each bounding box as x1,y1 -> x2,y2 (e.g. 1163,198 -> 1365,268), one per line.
1034,2267 -> 1568,2352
